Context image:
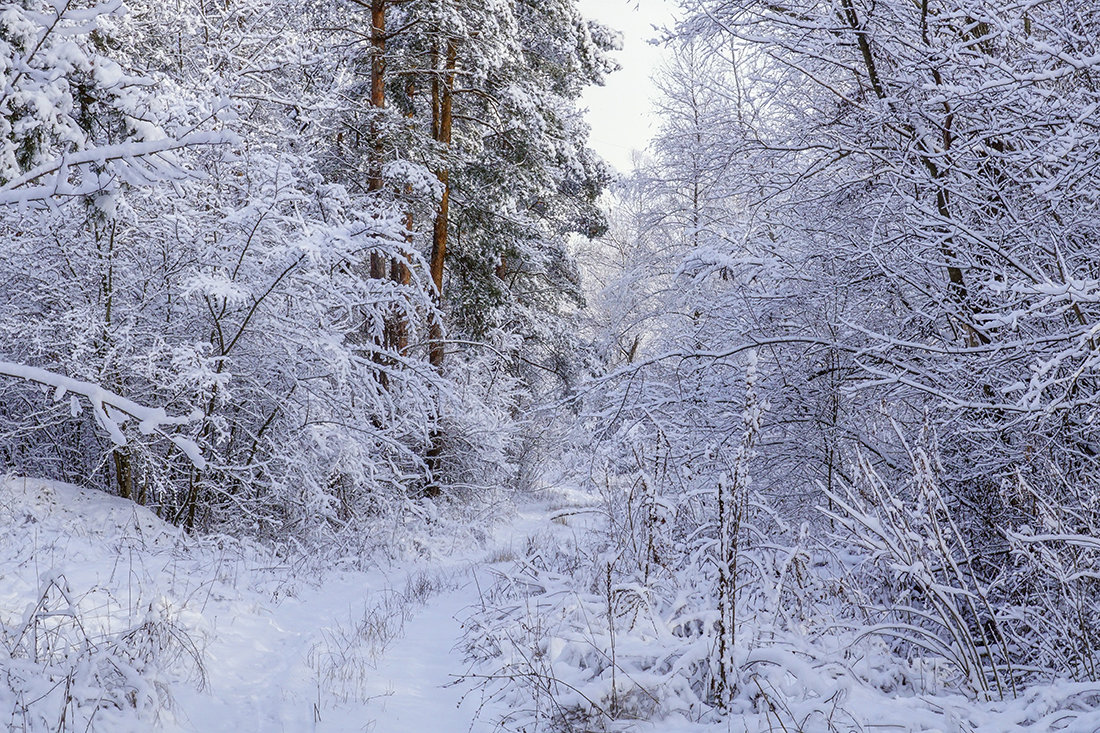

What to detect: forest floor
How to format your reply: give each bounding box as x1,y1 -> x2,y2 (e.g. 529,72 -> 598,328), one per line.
6,477 -> 1100,732
0,476 -> 579,732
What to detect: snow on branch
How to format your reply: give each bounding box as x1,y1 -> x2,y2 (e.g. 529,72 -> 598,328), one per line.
0,0 -> 233,206
0,361 -> 206,469
0,132 -> 228,206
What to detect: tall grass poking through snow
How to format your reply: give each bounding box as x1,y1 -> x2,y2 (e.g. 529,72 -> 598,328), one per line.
1,574 -> 203,731
307,569 -> 457,707
0,477 -> 290,731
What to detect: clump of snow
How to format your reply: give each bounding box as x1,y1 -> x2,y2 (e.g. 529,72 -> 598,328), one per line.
0,362 -> 205,468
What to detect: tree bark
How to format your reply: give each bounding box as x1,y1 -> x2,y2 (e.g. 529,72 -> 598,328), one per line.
387,75 -> 417,355
368,0 -> 388,281
428,40 -> 457,369
423,39 -> 459,498
112,447 -> 133,502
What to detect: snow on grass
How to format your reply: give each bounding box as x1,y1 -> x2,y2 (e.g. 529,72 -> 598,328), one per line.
0,476 -> 526,732
461,485 -> 1100,732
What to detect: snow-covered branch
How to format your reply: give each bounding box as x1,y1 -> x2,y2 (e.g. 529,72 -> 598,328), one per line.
0,132 -> 228,206
0,362 -> 206,469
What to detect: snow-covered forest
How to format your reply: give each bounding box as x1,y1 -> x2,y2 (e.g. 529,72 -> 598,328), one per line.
3,0 -> 1100,730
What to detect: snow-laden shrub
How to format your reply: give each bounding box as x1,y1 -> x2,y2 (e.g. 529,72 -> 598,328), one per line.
825,436 -> 1100,699
462,442 -> 1100,731
461,500 -> 886,730
1000,475 -> 1100,684
823,445 -> 1017,700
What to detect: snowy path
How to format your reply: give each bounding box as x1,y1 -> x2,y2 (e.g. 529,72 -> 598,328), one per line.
175,569 -> 502,732
172,507 -> 558,733
1,478 -> 580,733
352,566 -> 498,732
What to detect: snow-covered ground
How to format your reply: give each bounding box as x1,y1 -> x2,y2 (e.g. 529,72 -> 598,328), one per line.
6,476 -> 1100,733
0,476 -> 564,732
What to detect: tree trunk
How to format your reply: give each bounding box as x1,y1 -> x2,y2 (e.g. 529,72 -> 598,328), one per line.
389,246 -> 411,352
184,469 -> 200,532
368,0 -> 388,282
112,447 -> 133,501
428,40 -> 457,370
387,75 -> 417,355
424,39 -> 458,497
369,0 -> 386,184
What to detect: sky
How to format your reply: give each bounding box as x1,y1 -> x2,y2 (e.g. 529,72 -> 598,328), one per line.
576,0 -> 678,173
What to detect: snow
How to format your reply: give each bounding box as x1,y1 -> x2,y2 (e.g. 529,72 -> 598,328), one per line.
0,476 -> 537,732
6,477 -> 1100,731
0,132 -> 228,205
170,562 -> 507,732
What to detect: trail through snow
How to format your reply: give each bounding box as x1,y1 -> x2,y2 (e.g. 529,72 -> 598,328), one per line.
0,477 -> 567,733
174,508 -> 559,732
176,562 -> 506,732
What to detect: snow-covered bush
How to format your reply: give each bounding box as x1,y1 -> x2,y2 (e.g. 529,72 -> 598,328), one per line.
0,0 -> 221,204
823,446 -> 1016,699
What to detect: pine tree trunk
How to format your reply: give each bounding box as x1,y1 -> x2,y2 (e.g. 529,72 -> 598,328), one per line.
387,74 -> 417,354
389,245 -> 411,352
428,40 -> 457,370
369,0 -> 385,188
424,39 -> 458,497
368,0 -> 388,282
